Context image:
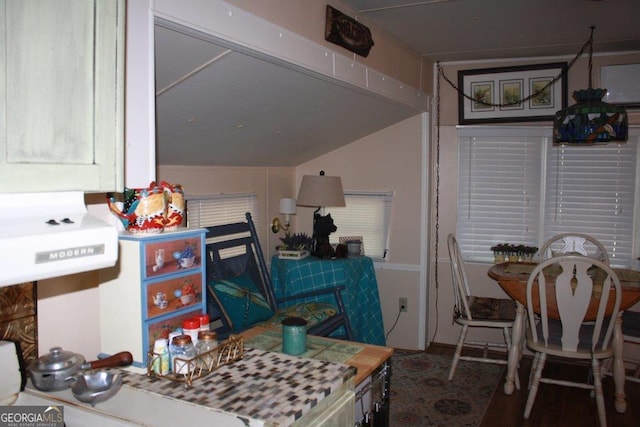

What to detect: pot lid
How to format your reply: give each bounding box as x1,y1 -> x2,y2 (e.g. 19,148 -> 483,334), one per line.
29,347 -> 85,373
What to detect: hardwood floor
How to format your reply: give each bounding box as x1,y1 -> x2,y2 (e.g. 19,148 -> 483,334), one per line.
426,343 -> 640,427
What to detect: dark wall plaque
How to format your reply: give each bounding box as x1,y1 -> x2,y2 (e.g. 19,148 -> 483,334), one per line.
325,5 -> 374,57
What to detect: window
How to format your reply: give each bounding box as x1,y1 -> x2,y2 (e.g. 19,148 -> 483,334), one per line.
185,192 -> 259,234
457,126 -> 638,267
544,141 -> 637,265
326,191 -> 394,260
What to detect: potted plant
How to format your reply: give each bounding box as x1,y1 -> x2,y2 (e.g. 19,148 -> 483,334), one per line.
490,243 -> 510,263
523,246 -> 538,263
491,243 -> 539,263
277,232 -> 313,260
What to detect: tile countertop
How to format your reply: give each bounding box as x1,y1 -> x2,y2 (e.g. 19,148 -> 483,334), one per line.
241,326 -> 394,386
122,347 -> 355,426
25,347 -> 355,427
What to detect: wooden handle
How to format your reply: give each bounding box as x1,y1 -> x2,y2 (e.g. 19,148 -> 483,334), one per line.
88,351 -> 134,369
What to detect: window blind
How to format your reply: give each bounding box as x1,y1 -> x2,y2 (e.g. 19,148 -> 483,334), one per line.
544,138 -> 638,267
185,192 -> 259,235
457,126 -> 639,267
457,127 -> 546,261
326,191 -> 394,260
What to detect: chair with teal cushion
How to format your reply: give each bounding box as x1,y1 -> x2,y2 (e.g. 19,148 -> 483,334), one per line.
205,212 -> 353,340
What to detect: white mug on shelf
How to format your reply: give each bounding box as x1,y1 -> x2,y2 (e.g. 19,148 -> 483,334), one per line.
346,240 -> 362,258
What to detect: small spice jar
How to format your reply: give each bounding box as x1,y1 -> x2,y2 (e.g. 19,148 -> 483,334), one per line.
151,338 -> 170,375
182,318 -> 200,345
197,313 -> 210,332
196,330 -> 219,369
170,334 -> 197,374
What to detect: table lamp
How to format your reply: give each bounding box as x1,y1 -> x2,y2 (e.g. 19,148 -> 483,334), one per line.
296,171 -> 345,256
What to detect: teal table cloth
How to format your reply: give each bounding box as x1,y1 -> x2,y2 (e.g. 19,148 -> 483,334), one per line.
271,255 -> 386,346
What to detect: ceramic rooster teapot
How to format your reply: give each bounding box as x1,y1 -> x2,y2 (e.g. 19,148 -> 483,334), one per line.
107,182 -> 167,234
161,181 -> 185,230
107,181 -> 186,234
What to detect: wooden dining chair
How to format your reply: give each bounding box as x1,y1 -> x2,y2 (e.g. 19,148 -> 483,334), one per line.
446,234 -> 519,387
524,255 -> 621,427
538,232 -> 610,265
620,310 -> 640,383
604,310 -> 640,384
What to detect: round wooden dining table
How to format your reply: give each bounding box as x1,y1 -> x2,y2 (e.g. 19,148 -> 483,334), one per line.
488,261 -> 640,413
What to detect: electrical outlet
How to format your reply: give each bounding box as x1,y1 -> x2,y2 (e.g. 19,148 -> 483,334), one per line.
399,297 -> 408,312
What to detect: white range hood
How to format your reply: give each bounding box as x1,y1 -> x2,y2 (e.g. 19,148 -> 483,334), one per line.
0,192 -> 118,287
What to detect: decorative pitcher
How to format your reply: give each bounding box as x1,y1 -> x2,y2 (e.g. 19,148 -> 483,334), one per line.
152,248 -> 165,272
107,182 -> 166,234
152,292 -> 168,309
161,181 -> 185,230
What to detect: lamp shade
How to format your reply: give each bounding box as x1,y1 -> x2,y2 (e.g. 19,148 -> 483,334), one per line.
554,88 -> 628,144
279,198 -> 297,215
296,174 -> 346,208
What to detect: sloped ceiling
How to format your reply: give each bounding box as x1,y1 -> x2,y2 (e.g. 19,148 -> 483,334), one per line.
154,23 -> 424,167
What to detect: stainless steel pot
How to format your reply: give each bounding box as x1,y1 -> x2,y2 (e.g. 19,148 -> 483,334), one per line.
28,347 -> 133,392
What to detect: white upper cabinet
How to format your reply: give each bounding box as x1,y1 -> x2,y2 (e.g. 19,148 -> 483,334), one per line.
0,0 -> 124,193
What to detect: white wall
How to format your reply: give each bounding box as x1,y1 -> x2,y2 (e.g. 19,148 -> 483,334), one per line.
224,0 -> 430,90
297,114 -> 428,349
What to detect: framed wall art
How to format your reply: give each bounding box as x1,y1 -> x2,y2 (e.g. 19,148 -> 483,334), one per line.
601,63 -> 640,107
458,62 -> 567,124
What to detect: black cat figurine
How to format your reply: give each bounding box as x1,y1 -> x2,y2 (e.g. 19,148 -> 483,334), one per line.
312,213 -> 338,258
